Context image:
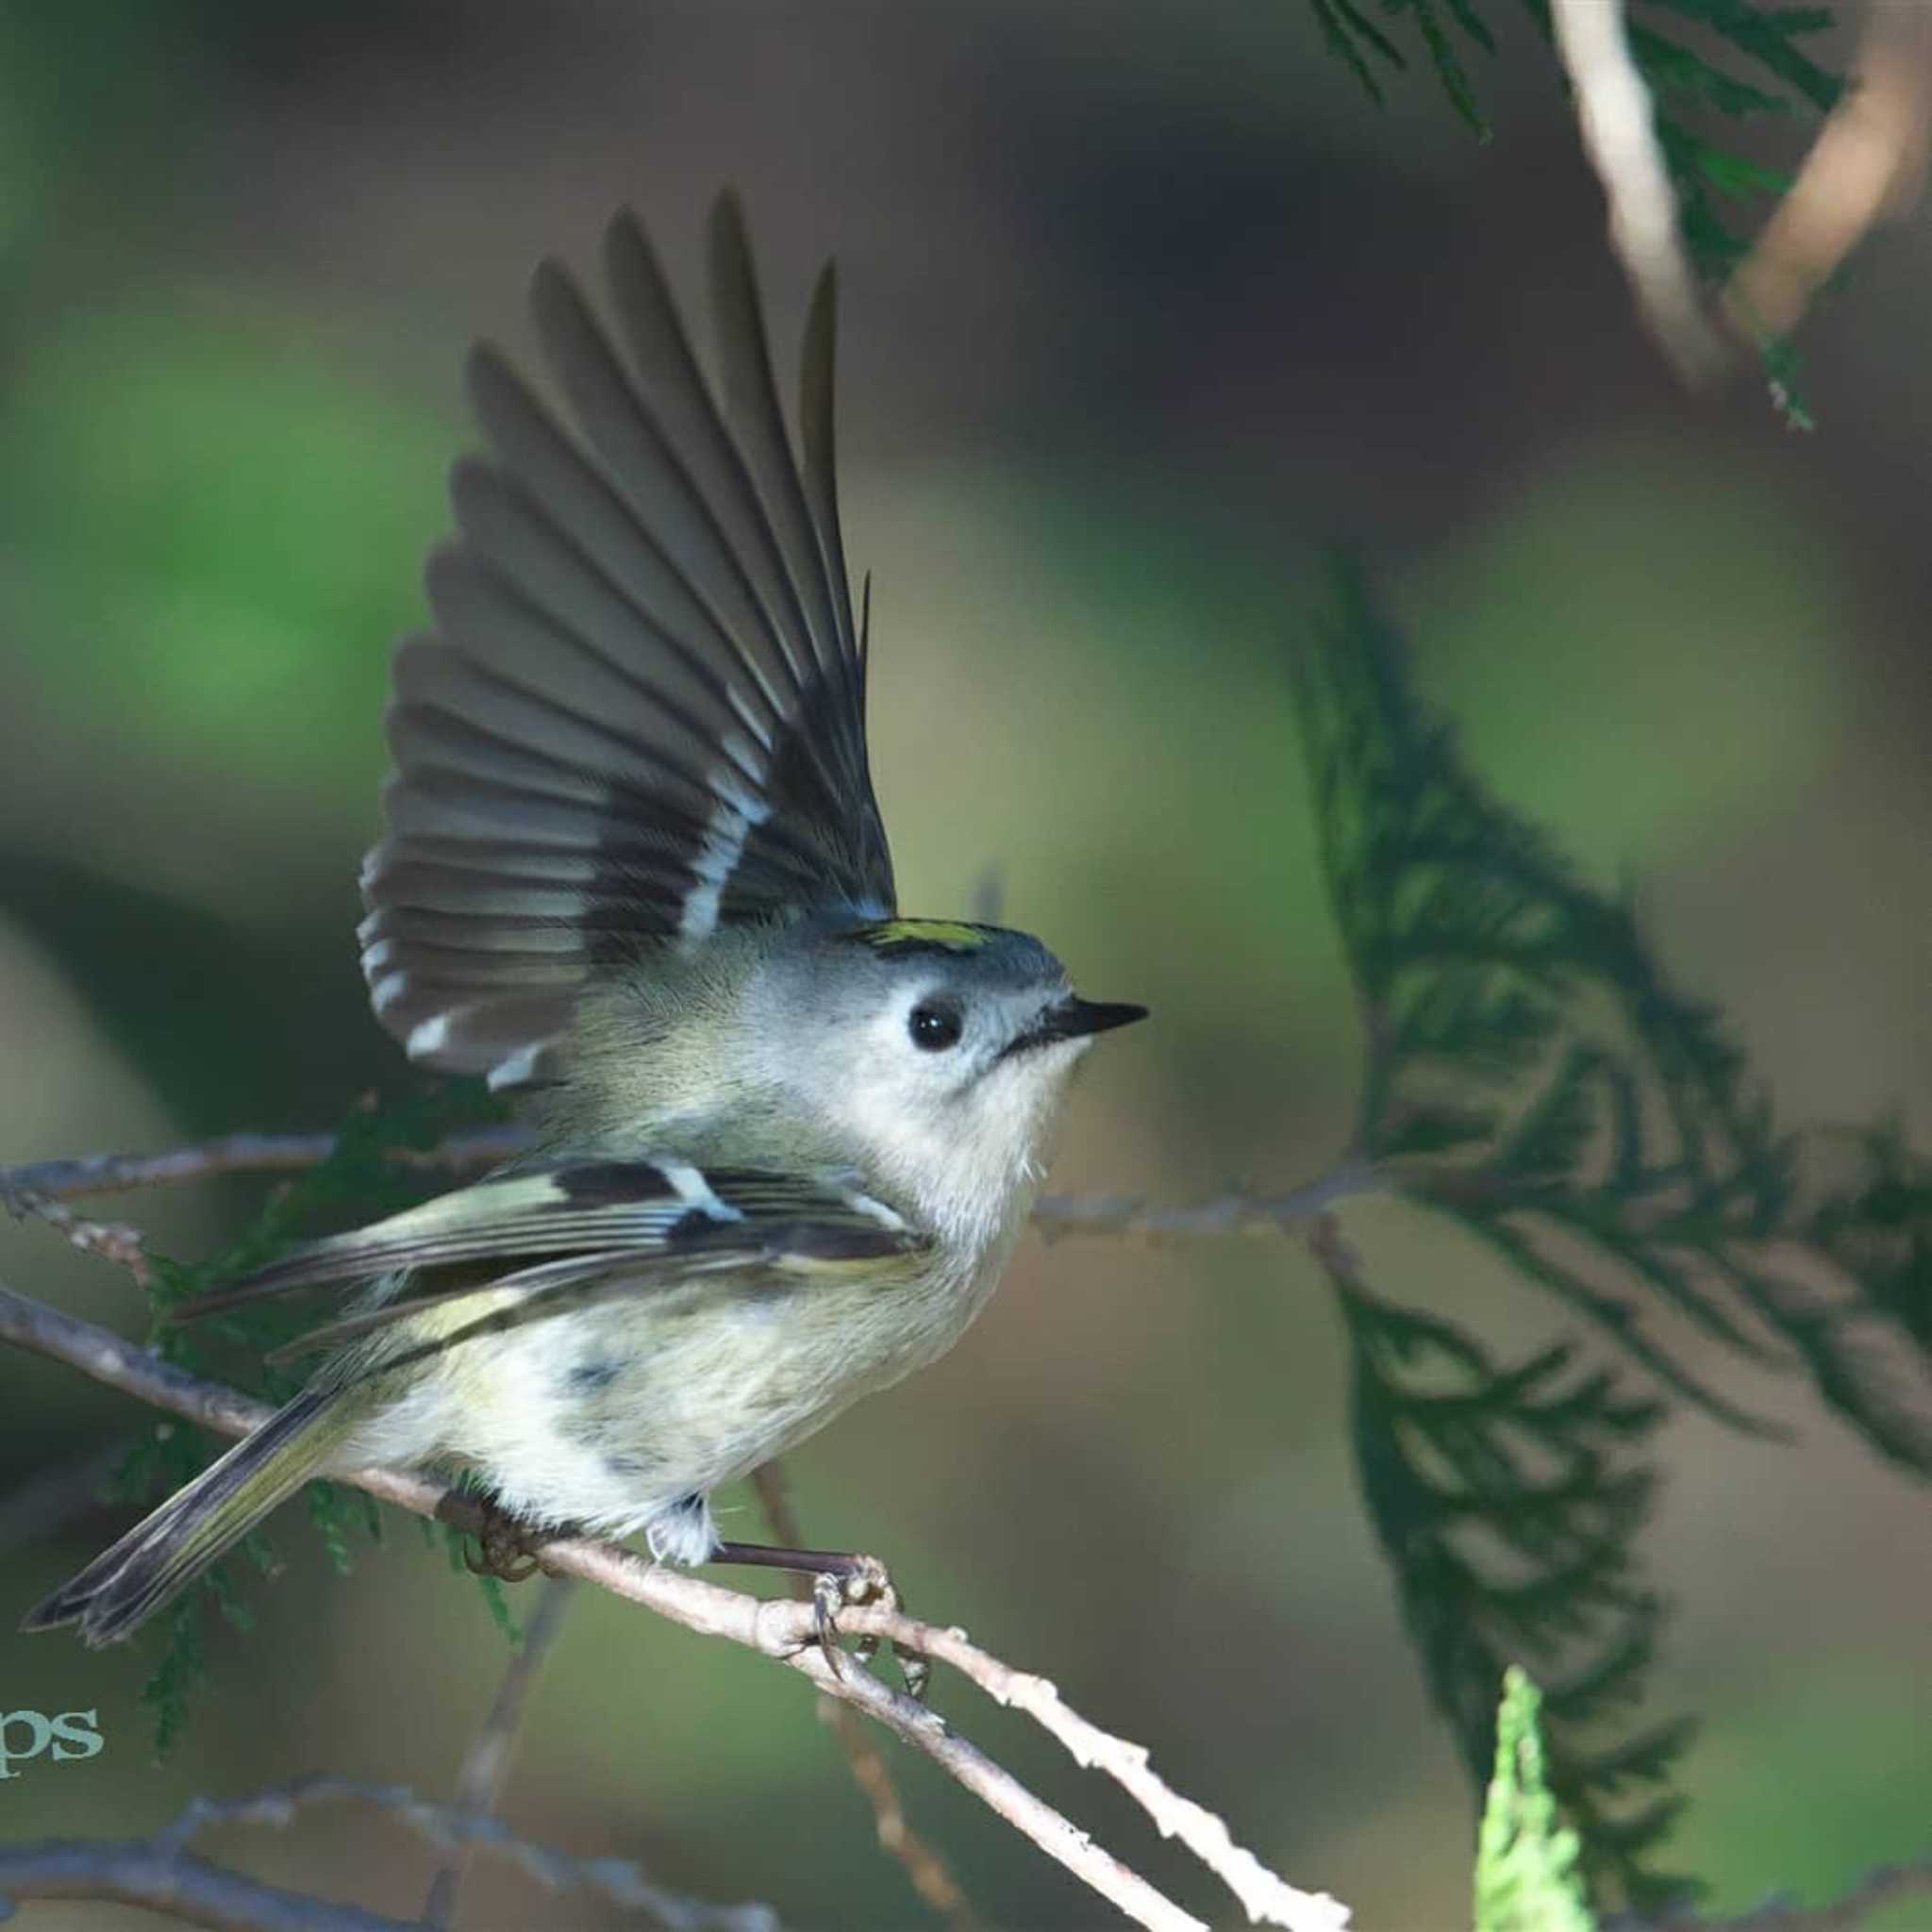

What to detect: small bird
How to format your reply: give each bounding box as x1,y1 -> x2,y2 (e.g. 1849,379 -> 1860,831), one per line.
25,193 -> 1145,1652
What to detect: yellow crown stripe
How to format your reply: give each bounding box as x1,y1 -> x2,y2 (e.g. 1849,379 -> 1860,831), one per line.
858,919 -> 995,953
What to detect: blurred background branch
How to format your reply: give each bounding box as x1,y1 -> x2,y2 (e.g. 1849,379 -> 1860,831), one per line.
1546,0 -> 1932,413
419,1574 -> 577,1931
1724,2 -> 1932,349
0,1772 -> 779,1932
1309,0 -> 1932,421
0,1831 -> 417,1932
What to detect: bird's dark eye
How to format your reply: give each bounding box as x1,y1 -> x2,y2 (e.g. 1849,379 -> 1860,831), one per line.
908,1001 -> 963,1052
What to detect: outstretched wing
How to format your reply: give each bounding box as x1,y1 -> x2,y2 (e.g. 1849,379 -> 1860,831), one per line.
174,1159 -> 929,1358
361,193 -> 895,1090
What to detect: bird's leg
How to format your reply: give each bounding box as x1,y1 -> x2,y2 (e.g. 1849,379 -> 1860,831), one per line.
457,1497 -> 555,1584
708,1541 -> 929,1700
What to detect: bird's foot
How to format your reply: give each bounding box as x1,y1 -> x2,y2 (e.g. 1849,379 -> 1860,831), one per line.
811,1552 -> 928,1701
459,1500 -> 554,1583
710,1540 -> 928,1700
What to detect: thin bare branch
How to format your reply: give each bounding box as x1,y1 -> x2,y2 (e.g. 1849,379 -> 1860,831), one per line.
0,1834 -> 418,1931
0,1127 -> 527,1290
2,1134 -> 1383,1249
421,1574 -> 578,1930
0,1281 -> 1349,1932
1549,0 -> 1731,386
1724,1 -> 1932,346
752,1461 -> 979,1928
0,1772 -> 776,1931
166,1776 -> 779,1931
1546,0 -> 1932,402
0,1283 -> 269,1439
0,1126 -> 525,1204
824,1613 -> 1341,1932
1035,1158 -> 1382,1241
0,1187 -> 154,1282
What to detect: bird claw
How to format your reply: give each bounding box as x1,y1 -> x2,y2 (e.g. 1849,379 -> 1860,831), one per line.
811,1555 -> 928,1702
461,1503 -> 550,1583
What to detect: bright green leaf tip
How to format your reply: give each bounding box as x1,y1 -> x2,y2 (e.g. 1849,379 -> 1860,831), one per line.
1475,1668 -> 1597,1932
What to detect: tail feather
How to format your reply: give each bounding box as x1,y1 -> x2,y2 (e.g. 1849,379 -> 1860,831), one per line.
22,1387 -> 363,1646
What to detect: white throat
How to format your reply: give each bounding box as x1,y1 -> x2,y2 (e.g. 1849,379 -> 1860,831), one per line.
841,1044 -> 1085,1261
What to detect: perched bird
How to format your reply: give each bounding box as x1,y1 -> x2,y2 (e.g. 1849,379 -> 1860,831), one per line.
25,194 -> 1144,1651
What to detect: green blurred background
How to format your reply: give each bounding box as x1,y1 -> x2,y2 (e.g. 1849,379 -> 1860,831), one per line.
1,3 -> 1927,1926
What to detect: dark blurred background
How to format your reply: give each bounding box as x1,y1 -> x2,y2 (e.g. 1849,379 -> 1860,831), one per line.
2,3 -> 1928,1926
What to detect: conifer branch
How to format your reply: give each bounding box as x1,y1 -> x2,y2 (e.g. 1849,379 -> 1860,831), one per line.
1292,560 -> 1932,1908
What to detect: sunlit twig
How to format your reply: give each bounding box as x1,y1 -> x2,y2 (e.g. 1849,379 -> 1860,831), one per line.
1549,0 -> 1731,386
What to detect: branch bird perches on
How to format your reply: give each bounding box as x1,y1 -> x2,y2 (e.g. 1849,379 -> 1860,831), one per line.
0,1278 -> 1350,1932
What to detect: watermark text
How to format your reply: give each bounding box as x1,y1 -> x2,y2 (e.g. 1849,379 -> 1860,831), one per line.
0,1709 -> 104,1777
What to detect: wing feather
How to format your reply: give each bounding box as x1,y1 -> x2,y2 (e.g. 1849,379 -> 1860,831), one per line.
361,198 -> 896,1086
704,193 -> 846,690
527,254 -> 810,709
172,1160 -> 927,1324
799,263 -> 860,670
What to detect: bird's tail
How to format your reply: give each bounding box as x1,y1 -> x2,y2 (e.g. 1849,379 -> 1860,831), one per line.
21,1384 -> 372,1646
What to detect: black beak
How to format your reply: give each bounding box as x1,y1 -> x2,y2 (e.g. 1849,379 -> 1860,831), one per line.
1008,995 -> 1149,1057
